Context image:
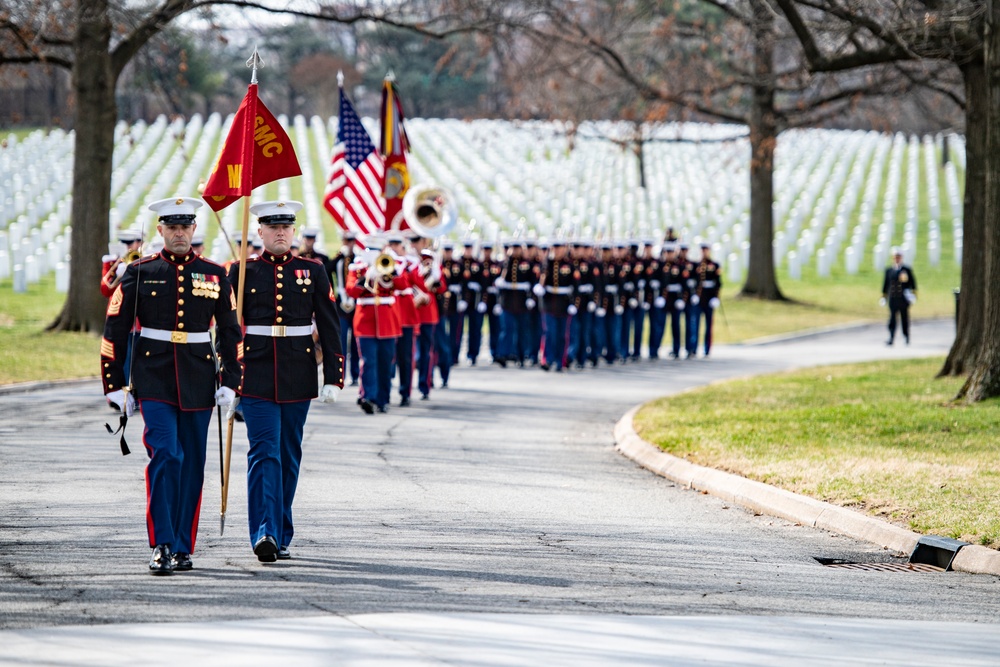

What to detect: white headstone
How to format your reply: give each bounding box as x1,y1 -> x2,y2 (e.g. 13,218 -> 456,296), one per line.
12,263 -> 26,292
55,261 -> 69,292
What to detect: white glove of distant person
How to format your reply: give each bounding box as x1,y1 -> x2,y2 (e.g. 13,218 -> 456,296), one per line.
320,385 -> 341,403
476,301 -> 488,314
709,297 -> 721,309
457,299 -> 468,313
525,298 -> 536,310
595,307 -> 607,318
642,302 -> 651,311
879,297 -> 887,307
106,389 -> 135,417
690,295 -> 700,306
614,304 -> 625,315
567,304 -> 578,316
654,296 -> 666,309
532,283 -> 545,297
675,299 -> 686,312
492,304 -> 503,316
225,397 -> 241,422
628,298 -> 638,309
214,386 -> 236,407
586,301 -> 597,313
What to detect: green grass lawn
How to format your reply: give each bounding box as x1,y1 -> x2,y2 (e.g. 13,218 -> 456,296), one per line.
0,277 -> 98,384
633,357 -> 1000,548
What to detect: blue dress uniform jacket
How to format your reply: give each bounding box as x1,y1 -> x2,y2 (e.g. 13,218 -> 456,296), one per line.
230,252 -> 344,402
541,258 -> 578,315
101,250 -> 242,408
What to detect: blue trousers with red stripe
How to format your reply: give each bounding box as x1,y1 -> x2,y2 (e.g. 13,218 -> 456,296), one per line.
139,400 -> 211,554
242,397 -> 311,549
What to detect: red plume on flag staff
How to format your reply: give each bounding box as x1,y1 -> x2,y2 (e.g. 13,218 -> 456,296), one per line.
202,83 -> 302,212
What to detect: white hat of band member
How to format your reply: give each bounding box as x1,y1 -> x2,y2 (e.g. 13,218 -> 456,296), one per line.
148,197 -> 203,223
250,200 -> 303,224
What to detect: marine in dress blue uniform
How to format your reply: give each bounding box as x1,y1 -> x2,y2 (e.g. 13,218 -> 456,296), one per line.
102,197 -> 242,575
227,201 -> 344,563
882,247 -> 917,345
692,243 -> 722,357
537,240 -> 577,372
497,240 -> 532,367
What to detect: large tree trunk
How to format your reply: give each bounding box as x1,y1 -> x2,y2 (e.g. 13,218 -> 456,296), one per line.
740,0 -> 785,301
939,60 -> 986,377
957,7 -> 1000,402
48,0 -> 116,332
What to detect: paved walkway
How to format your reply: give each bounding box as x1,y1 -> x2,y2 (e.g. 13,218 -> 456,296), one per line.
2,318 -> 998,664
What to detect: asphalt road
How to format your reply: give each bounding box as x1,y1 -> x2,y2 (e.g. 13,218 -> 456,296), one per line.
2,318 -> 998,637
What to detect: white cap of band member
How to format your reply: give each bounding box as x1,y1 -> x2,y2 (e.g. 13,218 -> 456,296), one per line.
249,200 -> 303,223
148,196 -> 203,223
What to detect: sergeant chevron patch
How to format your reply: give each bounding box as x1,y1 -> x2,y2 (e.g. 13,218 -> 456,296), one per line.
107,286 -> 123,316
101,337 -> 115,359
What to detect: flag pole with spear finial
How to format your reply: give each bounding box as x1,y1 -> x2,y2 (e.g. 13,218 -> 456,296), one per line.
220,46 -> 263,535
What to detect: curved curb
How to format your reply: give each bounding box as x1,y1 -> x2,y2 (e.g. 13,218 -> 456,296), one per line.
614,405 -> 1000,577
0,376 -> 98,396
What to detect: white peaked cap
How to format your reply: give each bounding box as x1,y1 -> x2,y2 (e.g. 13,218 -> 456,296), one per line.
148,197 -> 203,218
249,200 -> 303,220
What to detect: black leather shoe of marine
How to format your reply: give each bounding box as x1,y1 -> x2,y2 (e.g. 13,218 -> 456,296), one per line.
399,396 -> 411,407
359,399 -> 376,415
254,535 -> 278,563
170,552 -> 193,571
277,546 -> 291,560
149,544 -> 174,576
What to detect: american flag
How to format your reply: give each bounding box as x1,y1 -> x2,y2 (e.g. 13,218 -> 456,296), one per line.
324,88 -> 385,236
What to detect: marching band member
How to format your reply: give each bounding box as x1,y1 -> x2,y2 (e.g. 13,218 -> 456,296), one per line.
439,240 -> 459,381
346,235 -> 409,414
387,231 -> 419,407
413,241 -> 446,399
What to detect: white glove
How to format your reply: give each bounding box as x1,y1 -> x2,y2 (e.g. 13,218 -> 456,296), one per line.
904,289 -> 917,305
345,297 -> 356,310
674,299 -> 686,311
457,299 -> 468,313
586,301 -> 597,313
595,307 -> 607,318
709,297 -> 721,309
567,304 -> 578,316
214,386 -> 236,407
106,389 -> 135,417
320,384 -> 341,403
690,295 -> 700,306
225,397 -> 241,421
642,302 -> 651,311
532,283 -> 545,297
628,298 -> 639,309
654,296 -> 666,309
614,304 -> 625,315
476,301 -> 488,314
525,297 -> 536,310
879,297 -> 887,307
492,304 -> 503,316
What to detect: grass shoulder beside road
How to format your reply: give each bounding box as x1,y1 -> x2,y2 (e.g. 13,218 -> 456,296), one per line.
0,277 -> 97,385
634,357 -> 1000,549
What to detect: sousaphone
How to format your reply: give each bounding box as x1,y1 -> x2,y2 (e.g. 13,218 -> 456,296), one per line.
402,184 -> 457,238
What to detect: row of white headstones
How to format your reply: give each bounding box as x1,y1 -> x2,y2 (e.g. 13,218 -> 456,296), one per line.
0,115 -> 964,293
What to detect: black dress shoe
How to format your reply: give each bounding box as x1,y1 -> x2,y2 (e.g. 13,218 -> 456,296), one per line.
359,399 -> 375,414
420,392 -> 429,400
277,546 -> 291,560
149,544 -> 174,576
170,552 -> 193,571
399,396 -> 411,407
376,404 -> 388,413
254,535 -> 278,563
540,363 -> 550,372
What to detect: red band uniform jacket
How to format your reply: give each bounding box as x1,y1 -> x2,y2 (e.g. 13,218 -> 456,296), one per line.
229,252 -> 344,402
346,261 -> 410,338
101,251 -> 242,409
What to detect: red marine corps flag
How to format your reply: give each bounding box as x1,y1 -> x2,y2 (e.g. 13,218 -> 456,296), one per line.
204,49 -> 302,536
380,72 -> 410,230
202,67 -> 301,212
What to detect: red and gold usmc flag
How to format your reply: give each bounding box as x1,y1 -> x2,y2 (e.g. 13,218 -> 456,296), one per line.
203,84 -> 301,212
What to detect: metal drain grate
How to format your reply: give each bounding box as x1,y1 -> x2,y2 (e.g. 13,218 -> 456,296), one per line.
815,558 -> 944,573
